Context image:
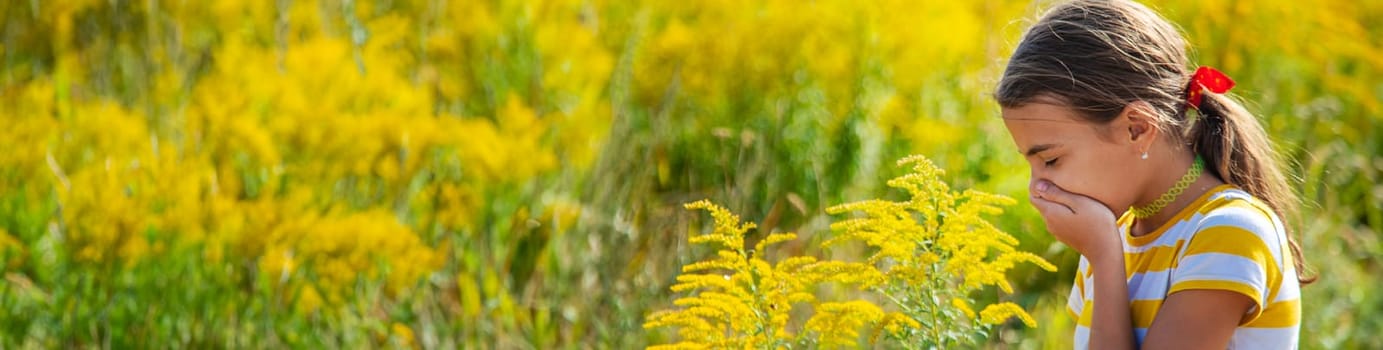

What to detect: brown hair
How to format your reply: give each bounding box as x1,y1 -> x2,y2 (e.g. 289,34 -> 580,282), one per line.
994,0 -> 1312,284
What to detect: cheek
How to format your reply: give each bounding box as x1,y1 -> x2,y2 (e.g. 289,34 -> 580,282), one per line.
1036,158 -> 1132,210
1071,157 -> 1139,210
1081,177 -> 1127,211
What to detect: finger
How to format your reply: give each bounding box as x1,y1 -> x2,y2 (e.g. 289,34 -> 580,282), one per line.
1032,180 -> 1076,207
1034,181 -> 1116,218
1030,192 -> 1075,215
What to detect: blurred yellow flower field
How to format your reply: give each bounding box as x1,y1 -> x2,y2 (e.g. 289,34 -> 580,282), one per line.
0,0 -> 1378,348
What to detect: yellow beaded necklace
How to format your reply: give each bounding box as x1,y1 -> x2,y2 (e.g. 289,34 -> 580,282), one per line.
1130,156 -> 1204,219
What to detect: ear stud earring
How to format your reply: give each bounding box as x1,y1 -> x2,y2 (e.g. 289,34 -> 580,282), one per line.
1141,152 -> 1149,160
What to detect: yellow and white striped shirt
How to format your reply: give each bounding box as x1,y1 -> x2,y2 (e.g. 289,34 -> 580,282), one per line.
1069,184 -> 1300,349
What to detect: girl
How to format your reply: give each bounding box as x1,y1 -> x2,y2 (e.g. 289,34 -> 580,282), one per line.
995,0 -> 1309,349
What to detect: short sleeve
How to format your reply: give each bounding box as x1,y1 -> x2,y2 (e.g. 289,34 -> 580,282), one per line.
1067,257 -> 1088,320
1168,201 -> 1284,325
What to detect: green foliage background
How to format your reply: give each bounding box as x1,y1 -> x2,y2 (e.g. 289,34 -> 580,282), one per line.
0,0 -> 1378,348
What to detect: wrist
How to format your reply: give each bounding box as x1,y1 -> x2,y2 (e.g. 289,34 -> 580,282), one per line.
1087,250 -> 1126,272
1083,225 -> 1123,268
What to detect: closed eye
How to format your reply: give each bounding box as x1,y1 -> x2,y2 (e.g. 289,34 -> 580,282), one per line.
1044,157 -> 1059,167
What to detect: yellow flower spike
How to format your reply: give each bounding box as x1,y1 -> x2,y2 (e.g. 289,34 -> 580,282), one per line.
805,301 -> 886,348
873,312 -> 922,344
952,298 -> 977,319
979,302 -> 1037,327
754,232 -> 797,255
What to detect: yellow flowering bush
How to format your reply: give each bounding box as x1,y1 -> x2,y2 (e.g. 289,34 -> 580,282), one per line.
0,1 -> 581,345
259,209 -> 442,312
647,155 -> 1055,348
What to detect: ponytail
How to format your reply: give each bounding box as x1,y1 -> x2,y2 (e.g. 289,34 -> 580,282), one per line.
1188,93 -> 1315,285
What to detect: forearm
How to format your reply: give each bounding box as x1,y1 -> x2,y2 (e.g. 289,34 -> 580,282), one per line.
1088,255 -> 1136,350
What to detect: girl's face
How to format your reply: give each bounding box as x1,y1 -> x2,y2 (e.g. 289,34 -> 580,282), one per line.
1001,99 -> 1151,215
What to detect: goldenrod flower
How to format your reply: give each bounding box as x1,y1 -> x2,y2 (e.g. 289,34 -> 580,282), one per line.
649,156 -> 1056,348
805,301 -> 885,348
980,302 -> 1037,328
645,200 -> 817,348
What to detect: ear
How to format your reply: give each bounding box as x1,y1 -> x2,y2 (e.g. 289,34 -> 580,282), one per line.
1120,101 -> 1160,153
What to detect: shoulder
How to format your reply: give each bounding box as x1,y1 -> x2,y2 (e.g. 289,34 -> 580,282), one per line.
1171,186 -> 1297,327
1193,187 -> 1282,240
1173,186 -> 1287,290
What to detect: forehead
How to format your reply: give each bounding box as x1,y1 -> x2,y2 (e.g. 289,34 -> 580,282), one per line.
1001,102 -> 1100,150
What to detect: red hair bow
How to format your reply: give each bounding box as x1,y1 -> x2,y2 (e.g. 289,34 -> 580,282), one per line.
1186,66 -> 1235,109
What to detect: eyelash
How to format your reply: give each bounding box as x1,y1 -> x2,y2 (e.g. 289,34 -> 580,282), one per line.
1044,157 -> 1060,167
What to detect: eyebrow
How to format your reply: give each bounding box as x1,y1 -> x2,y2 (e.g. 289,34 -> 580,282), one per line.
1024,143 -> 1059,157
